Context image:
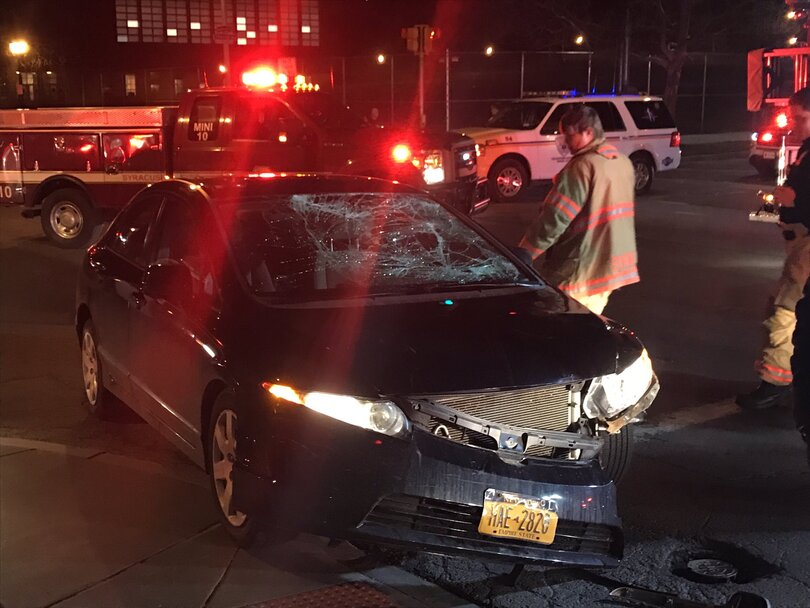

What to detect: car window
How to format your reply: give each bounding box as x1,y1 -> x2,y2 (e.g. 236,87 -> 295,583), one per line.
540,102 -> 626,134
188,96 -> 222,142
233,98 -> 306,143
488,102 -> 552,130
223,192 -> 531,298
151,196 -> 221,308
102,132 -> 163,170
21,133 -> 101,171
587,102 -> 626,132
624,100 -> 676,130
106,196 -> 162,266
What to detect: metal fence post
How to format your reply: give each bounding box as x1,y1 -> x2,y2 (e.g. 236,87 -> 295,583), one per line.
700,53 -> 708,132
445,48 -> 450,131
646,55 -> 651,93
520,51 -> 525,98
390,54 -> 395,124
341,56 -> 346,107
587,54 -> 592,92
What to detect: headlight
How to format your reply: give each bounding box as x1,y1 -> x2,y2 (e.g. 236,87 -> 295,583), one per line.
582,349 -> 654,420
421,150 -> 444,185
263,383 -> 410,437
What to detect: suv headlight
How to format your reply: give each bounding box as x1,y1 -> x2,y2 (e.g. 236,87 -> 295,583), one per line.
582,349 -> 656,421
263,383 -> 410,437
419,150 -> 445,185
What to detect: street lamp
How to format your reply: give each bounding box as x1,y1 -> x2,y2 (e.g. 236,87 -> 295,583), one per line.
9,39 -> 30,57
574,34 -> 585,46
9,39 -> 30,106
484,45 -> 494,56
376,53 -> 386,64
789,36 -> 799,46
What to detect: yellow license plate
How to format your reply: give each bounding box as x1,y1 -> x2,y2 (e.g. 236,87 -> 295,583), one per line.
478,489 -> 559,545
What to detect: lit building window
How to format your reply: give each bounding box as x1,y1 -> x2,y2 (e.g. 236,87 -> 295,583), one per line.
235,0 -> 257,44
247,31 -> 256,38
238,38 -> 247,45
166,0 -> 188,42
116,0 -> 140,41
189,0 -> 212,43
125,73 -> 137,96
259,0 -> 279,44
300,0 -> 319,46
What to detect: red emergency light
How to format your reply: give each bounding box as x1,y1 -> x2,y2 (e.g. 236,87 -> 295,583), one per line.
391,144 -> 412,163
760,131 -> 775,143
776,112 -> 789,129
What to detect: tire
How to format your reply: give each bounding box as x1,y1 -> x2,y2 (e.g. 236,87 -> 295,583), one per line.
631,154 -> 654,195
80,320 -> 114,416
207,391 -> 260,547
41,188 -> 99,249
599,423 -> 635,484
489,158 -> 529,202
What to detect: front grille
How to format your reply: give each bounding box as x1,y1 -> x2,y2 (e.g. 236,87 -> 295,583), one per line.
362,494 -> 617,556
425,385 -> 573,432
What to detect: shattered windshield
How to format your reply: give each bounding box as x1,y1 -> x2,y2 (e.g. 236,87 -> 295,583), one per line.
488,102 -> 552,130
224,192 -> 530,297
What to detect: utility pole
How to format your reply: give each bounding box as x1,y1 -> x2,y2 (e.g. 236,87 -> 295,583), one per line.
402,24 -> 437,128
623,6 -> 631,93
219,0 -> 231,85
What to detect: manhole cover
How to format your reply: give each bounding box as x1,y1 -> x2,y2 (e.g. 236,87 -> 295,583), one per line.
687,558 -> 739,582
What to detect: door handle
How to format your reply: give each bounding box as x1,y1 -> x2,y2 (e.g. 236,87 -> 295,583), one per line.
132,292 -> 146,309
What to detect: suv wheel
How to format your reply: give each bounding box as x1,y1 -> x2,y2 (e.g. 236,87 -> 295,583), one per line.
489,158 -> 528,202
631,154 -> 654,195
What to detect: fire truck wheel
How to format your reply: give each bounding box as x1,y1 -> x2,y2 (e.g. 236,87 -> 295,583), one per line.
599,423 -> 635,484
631,154 -> 654,195
489,158 -> 528,202
41,189 -> 99,249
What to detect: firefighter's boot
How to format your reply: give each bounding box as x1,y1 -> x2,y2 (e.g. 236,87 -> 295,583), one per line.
735,381 -> 792,409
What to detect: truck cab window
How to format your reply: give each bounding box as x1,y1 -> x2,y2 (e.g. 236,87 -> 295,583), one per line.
233,99 -> 305,144
188,97 -> 221,142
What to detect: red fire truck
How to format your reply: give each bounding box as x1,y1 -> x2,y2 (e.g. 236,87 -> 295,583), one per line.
748,46 -> 809,176
0,70 -> 488,248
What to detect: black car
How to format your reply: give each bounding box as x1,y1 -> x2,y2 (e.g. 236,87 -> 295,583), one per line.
76,175 -> 658,566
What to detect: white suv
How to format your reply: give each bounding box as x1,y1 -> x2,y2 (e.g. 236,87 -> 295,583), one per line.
461,95 -> 681,201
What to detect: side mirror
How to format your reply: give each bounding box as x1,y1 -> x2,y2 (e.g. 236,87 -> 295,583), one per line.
143,262 -> 193,309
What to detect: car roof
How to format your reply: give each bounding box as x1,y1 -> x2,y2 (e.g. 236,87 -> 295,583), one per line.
512,95 -> 663,103
144,173 -> 425,203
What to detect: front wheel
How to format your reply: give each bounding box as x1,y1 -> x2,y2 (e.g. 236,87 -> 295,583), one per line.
489,158 -> 528,202
41,188 -> 98,248
599,424 -> 635,484
207,391 -> 260,547
631,155 -> 654,195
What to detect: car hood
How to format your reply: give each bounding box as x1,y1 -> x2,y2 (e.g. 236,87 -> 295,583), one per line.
456,126 -> 517,142
229,286 -> 641,397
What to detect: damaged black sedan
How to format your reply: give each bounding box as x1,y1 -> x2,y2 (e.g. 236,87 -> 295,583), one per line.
76,174 -> 658,566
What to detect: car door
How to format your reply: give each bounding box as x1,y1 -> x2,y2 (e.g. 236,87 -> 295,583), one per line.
128,193 -> 225,461
86,195 -> 162,404
587,101 -> 629,154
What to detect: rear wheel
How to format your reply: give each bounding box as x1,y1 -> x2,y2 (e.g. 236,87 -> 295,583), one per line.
80,320 -> 114,416
41,188 -> 98,249
631,154 -> 654,195
489,158 -> 528,202
599,424 -> 635,484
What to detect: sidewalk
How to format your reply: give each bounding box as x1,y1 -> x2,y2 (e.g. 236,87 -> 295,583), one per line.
0,437 -> 477,608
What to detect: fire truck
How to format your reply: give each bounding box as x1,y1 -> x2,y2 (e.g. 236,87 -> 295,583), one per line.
747,2 -> 810,176
0,69 -> 488,248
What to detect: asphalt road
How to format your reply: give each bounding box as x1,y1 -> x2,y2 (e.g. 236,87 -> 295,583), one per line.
1,152 -> 809,607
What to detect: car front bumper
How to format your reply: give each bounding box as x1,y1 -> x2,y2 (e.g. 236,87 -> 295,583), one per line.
425,176 -> 490,216
232,401 -> 622,566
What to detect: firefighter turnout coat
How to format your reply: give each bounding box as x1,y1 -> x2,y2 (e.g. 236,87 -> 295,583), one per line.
520,138 -> 639,298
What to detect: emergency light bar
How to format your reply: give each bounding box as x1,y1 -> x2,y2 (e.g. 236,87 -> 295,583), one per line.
241,67 -> 320,92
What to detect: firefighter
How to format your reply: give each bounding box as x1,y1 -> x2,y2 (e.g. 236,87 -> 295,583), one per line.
737,86 -> 810,409
518,104 -> 638,315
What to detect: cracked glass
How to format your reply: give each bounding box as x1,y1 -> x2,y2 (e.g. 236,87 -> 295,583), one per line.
224,192 -> 530,297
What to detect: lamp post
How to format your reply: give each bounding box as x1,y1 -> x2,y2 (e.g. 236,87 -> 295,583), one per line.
9,39 -> 30,106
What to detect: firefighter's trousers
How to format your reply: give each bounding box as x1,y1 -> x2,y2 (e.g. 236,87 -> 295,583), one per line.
757,233 -> 810,386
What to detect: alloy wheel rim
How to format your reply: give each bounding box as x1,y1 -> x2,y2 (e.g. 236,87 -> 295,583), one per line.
50,202 -> 83,239
81,331 -> 98,405
212,409 -> 247,527
634,162 -> 651,191
496,167 -> 523,197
